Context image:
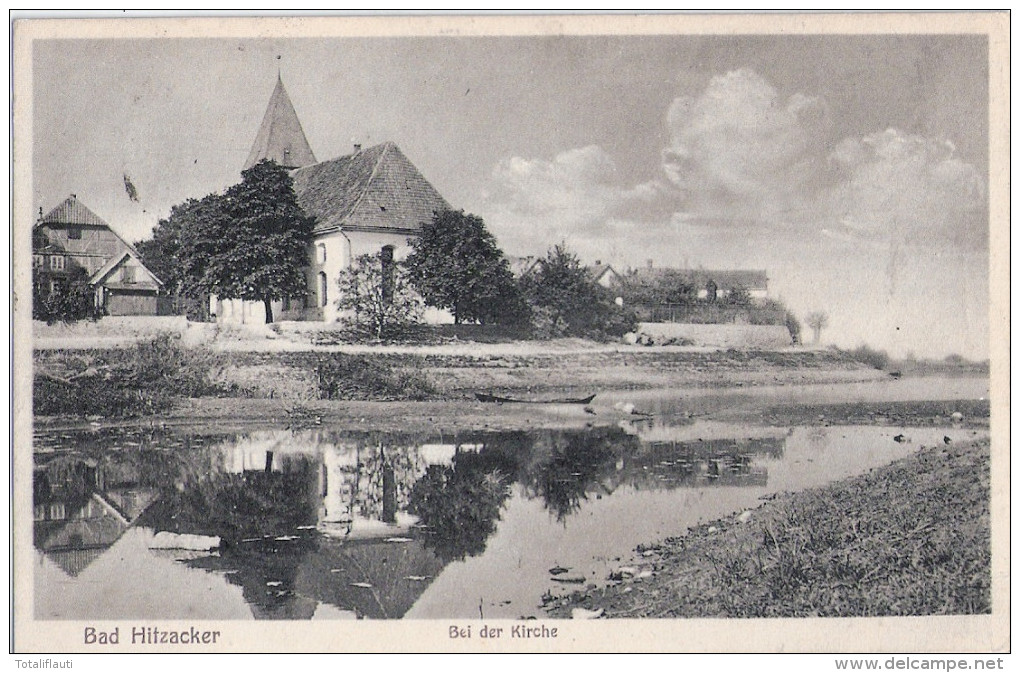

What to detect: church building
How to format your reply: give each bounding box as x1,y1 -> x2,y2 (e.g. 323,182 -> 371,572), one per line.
213,75 -> 451,324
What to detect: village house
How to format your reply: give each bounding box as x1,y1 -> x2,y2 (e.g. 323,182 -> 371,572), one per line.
589,261 -> 622,289
32,195 -> 163,316
213,75 -> 451,324
626,263 -> 769,302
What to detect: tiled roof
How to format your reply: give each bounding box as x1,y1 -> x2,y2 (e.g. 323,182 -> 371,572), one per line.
244,75 -> 317,170
39,195 -> 110,227
590,263 -> 619,280
292,142 -> 450,235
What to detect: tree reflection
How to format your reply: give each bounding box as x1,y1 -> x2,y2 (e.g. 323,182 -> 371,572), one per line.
141,456 -> 320,543
528,428 -> 633,521
408,449 -> 514,562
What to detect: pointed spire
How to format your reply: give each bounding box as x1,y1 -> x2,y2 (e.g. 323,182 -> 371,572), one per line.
244,75 -> 317,170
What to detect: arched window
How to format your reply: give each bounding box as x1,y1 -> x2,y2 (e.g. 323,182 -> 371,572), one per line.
318,271 -> 328,307
316,243 -> 327,264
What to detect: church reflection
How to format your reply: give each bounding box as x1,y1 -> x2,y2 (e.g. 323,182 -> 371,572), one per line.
33,425 -> 785,618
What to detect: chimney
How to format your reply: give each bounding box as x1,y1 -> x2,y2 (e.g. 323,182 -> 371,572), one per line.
354,143 -> 362,153
646,259 -> 654,270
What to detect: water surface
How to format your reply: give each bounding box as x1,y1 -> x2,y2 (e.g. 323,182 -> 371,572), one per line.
33,376 -> 988,620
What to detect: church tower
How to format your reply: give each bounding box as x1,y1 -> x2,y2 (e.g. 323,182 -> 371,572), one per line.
244,74 -> 317,170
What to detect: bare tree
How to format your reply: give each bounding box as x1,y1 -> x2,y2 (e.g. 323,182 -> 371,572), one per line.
336,253 -> 423,340
806,311 -> 830,345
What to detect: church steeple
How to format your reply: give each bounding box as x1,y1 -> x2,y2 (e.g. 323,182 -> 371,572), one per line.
244,74 -> 317,170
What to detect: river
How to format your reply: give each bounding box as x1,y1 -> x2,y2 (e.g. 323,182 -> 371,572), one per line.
32,376 -> 989,620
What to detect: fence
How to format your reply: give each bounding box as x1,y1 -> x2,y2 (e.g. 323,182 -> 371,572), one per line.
635,303 -> 785,325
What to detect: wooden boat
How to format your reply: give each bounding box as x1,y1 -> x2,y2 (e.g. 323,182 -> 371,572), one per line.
474,392 -> 596,405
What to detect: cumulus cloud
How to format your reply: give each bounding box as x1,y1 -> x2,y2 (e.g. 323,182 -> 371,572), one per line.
662,68 -> 831,223
485,145 -> 667,228
662,69 -> 987,251
481,145 -> 676,260
824,129 -> 987,249
482,68 -> 987,267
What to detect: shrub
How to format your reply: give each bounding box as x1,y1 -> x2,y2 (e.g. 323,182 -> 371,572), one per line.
32,267 -> 101,324
841,345 -> 890,370
785,311 -> 802,345
315,353 -> 434,401
336,254 -> 423,340
33,333 -> 228,417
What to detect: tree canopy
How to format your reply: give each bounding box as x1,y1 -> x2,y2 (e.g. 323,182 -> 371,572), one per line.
137,160 -> 315,323
404,209 -> 526,325
521,244 -> 636,339
806,311 -> 830,344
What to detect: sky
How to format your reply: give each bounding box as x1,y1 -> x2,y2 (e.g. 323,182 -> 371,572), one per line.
29,30 -> 992,359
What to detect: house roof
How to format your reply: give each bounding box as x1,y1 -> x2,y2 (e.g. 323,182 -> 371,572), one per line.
244,74 -> 318,170
89,249 -> 163,289
629,267 -> 768,290
291,142 -> 450,236
590,263 -> 620,281
507,255 -> 540,278
38,195 -> 111,228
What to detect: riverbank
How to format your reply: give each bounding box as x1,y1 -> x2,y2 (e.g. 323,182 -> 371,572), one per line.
32,336 -> 892,426
549,438 -> 991,618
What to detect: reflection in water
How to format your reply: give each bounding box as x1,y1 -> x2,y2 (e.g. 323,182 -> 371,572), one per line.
34,418 -> 980,620
34,455 -> 159,577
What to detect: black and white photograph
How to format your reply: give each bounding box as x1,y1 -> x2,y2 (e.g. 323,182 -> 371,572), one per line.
12,13 -> 1008,654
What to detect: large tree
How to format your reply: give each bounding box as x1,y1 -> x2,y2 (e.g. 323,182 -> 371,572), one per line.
521,244 -> 636,339
213,160 -> 316,323
138,160 -> 315,323
136,195 -> 225,319
404,209 -> 526,325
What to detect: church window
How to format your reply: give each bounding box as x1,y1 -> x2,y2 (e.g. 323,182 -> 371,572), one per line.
316,243 -> 327,264
319,271 -> 328,307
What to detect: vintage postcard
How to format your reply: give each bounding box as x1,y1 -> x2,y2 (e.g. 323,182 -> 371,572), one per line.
11,13 -> 1009,655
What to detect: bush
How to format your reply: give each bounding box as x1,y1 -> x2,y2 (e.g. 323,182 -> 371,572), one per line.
336,254 -> 423,339
785,311 -> 802,345
839,345 -> 890,370
33,333 -> 228,417
32,267 -> 101,324
315,353 -> 434,401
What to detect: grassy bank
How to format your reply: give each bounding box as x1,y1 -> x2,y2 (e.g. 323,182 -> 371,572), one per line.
552,439 -> 991,618
33,336 -> 885,419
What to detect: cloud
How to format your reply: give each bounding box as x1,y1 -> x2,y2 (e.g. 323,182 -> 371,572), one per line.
484,145 -> 666,227
823,129 -> 987,249
481,145 -> 676,259
482,68 -> 987,269
662,69 -> 987,251
662,68 -> 831,223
